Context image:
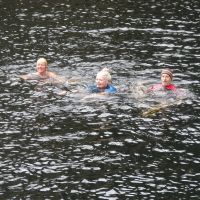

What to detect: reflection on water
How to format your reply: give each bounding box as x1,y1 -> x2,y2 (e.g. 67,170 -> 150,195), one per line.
0,0 -> 200,199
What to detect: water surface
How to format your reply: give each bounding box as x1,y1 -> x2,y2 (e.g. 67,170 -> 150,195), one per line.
0,0 -> 200,199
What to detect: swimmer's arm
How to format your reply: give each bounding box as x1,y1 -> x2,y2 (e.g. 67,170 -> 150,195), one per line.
48,72 -> 66,84
138,85 -> 149,93
20,74 -> 31,80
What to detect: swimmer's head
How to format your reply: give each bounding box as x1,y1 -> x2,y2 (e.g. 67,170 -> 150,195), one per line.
36,58 -> 48,67
96,68 -> 112,89
161,68 -> 173,80
36,58 -> 48,75
96,68 -> 112,82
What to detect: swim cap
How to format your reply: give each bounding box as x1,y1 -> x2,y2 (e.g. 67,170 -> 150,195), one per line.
161,68 -> 173,80
97,68 -> 112,82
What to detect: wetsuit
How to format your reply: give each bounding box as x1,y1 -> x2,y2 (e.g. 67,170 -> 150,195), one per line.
88,84 -> 117,94
148,83 -> 176,92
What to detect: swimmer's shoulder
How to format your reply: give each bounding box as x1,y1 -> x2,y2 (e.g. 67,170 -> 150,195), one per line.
105,84 -> 117,93
47,71 -> 57,78
20,72 -> 39,80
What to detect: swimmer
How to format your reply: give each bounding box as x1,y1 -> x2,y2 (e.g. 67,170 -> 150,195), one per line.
147,68 -> 176,93
138,68 -> 185,117
88,68 -> 117,94
20,58 -> 65,84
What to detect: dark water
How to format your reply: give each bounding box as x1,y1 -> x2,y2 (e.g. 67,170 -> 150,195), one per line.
0,0 -> 200,199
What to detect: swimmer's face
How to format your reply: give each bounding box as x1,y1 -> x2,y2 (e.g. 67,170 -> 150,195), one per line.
36,59 -> 47,75
161,73 -> 172,86
96,74 -> 108,89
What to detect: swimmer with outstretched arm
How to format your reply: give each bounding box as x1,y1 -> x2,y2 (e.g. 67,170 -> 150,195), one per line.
20,58 -> 65,83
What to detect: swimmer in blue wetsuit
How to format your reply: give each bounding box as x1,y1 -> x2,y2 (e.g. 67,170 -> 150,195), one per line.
88,68 -> 117,94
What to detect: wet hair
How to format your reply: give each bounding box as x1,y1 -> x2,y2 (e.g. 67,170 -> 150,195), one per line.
96,68 -> 112,82
36,58 -> 48,66
161,68 -> 173,80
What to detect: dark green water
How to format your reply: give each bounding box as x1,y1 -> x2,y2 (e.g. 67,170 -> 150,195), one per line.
0,0 -> 199,199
